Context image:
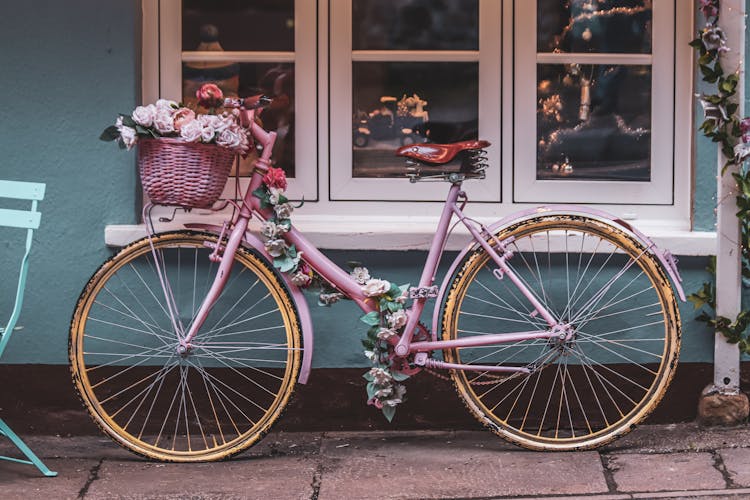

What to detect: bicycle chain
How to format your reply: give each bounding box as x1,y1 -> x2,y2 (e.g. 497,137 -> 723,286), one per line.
424,367 -> 524,386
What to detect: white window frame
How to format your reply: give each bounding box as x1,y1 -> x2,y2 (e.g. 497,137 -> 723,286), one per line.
123,0 -> 700,253
514,0 -> 678,205
329,0 -> 501,202
144,0 -> 318,202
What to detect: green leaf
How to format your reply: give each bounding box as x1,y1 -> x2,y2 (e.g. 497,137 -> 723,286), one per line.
391,372 -> 410,382
120,114 -> 137,128
366,382 -> 377,399
274,255 -> 297,273
360,311 -> 381,326
99,125 -> 120,141
381,405 -> 396,422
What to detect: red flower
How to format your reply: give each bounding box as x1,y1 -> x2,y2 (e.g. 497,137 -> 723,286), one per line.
263,167 -> 288,190
196,83 -> 224,108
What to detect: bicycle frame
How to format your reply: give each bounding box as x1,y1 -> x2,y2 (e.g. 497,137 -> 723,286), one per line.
168,104 -> 686,385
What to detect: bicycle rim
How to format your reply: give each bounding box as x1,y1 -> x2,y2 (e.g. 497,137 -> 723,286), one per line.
70,231 -> 301,462
442,215 -> 680,450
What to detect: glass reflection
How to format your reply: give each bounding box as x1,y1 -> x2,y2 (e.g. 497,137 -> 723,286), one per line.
352,0 -> 478,51
182,0 -> 294,52
537,0 -> 652,54
536,64 -> 651,181
352,62 -> 478,178
183,63 -> 296,177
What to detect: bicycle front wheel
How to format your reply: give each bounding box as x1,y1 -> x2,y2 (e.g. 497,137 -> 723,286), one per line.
70,231 -> 301,462
442,215 -> 680,451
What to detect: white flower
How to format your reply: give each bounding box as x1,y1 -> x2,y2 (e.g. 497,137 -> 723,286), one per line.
368,367 -> 393,385
155,99 -> 178,111
265,239 -> 288,257
374,386 -> 394,398
274,203 -> 293,219
350,266 -> 371,285
200,124 -> 216,143
387,309 -> 408,330
261,220 -> 287,239
268,187 -> 284,205
217,128 -> 242,149
383,384 -> 406,406
120,126 -> 137,150
131,104 -> 156,127
115,116 -> 124,131
291,270 -> 312,287
153,109 -> 175,134
376,328 -> 398,341
362,278 -> 390,297
364,350 -> 378,362
735,141 -> 750,162
179,120 -> 203,142
215,115 -> 236,133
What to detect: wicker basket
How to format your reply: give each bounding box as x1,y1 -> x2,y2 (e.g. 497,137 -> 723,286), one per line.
137,138 -> 235,209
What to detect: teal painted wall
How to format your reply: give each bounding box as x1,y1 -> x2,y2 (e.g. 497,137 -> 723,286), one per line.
0,2 -> 730,367
0,1 -> 139,363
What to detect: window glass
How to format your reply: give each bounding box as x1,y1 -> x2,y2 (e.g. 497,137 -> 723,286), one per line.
536,64 -> 651,181
537,0 -> 652,54
352,62 -> 478,178
182,0 -> 294,52
352,0 -> 479,51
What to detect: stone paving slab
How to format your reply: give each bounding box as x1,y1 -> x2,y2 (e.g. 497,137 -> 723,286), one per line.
318,433 -> 608,499
718,447 -> 750,487
608,452 -> 727,493
0,458 -> 94,499
86,456 -> 317,500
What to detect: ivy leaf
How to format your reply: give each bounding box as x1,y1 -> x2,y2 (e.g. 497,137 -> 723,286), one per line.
99,125 -> 120,142
381,405 -> 396,422
360,311 -> 381,326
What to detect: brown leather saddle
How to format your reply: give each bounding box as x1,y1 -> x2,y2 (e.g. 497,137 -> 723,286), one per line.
395,140 -> 491,165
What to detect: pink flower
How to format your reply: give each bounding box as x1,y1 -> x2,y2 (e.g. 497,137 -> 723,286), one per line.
700,0 -> 719,20
172,108 -> 196,132
196,83 -> 224,108
263,167 -> 288,190
740,117 -> 750,136
367,397 -> 384,409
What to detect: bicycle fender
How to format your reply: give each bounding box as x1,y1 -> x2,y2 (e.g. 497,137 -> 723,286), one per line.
431,205 -> 686,341
183,223 -> 313,384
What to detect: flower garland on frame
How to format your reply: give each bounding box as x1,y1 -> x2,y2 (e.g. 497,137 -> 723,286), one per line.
253,167 -> 411,420
688,0 -> 750,354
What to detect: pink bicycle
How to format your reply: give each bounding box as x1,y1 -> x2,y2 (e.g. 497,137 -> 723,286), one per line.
70,96 -> 684,462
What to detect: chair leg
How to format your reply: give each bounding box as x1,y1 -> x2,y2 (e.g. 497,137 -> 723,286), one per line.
0,418 -> 57,477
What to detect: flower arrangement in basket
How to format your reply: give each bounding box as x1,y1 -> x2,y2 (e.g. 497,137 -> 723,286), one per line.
100,84 -> 249,208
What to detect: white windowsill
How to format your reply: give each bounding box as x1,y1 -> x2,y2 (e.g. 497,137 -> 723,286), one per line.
105,213 -> 716,256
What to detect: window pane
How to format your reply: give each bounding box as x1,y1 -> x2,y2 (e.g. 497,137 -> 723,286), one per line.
183,62 -> 296,177
182,0 -> 294,52
352,0 -> 478,50
352,62 -> 478,178
537,0 -> 652,54
536,64 -> 651,181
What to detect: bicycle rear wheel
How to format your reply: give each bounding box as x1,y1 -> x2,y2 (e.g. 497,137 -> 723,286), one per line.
70,231 -> 301,462
442,215 -> 680,451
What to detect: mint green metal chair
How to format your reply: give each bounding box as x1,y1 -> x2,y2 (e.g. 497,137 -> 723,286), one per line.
0,180 -> 56,477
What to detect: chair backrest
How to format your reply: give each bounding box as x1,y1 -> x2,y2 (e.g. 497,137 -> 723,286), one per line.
0,180 -> 45,357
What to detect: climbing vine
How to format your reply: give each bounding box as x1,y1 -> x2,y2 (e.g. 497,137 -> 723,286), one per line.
688,0 -> 750,354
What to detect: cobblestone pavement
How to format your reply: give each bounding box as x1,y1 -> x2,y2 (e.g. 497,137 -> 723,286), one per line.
1,423 -> 750,499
